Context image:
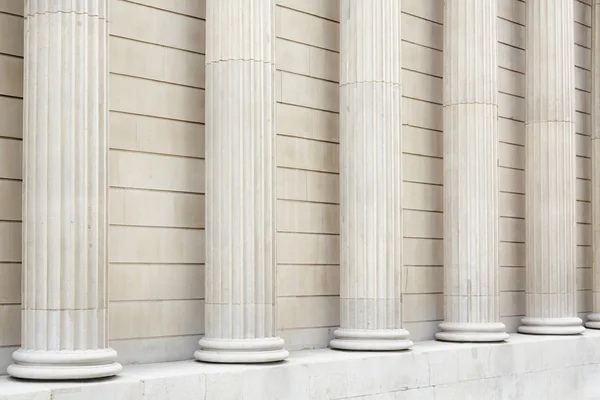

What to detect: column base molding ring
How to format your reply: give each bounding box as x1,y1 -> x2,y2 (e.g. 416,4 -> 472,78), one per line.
195,337 -> 289,364
518,317 -> 585,335
330,329 -> 413,351
8,349 -> 122,380
586,314 -> 600,329
435,322 -> 509,343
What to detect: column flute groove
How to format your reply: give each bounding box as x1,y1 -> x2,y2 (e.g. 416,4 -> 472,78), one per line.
8,0 -> 122,380
195,0 -> 288,363
588,0 -> 600,330
330,0 -> 412,351
519,0 -> 583,335
437,0 -> 507,342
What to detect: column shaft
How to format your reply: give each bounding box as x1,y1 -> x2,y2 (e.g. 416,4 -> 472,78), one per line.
588,0 -> 600,329
195,0 -> 288,363
437,0 -> 507,342
8,0 -> 122,380
519,0 -> 584,335
330,0 -> 412,351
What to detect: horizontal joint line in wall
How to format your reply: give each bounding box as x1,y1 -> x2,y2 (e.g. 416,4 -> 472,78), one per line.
498,91 -> 525,100
277,199 -> 339,206
276,101 -> 338,115
111,298 -> 204,303
443,102 -> 497,107
402,124 -> 443,133
276,36 -> 338,54
110,109 -> 204,125
0,93 -> 22,101
279,70 -> 338,85
498,66 -> 525,76
340,81 -> 400,87
109,185 -> 204,196
277,166 -> 338,176
497,16 -> 525,28
0,10 -> 22,18
402,11 -> 442,27
403,67 -> 442,80
277,133 -> 339,145
499,140 -> 524,147
499,41 -> 525,52
108,109 -> 203,125
109,224 -> 204,231
277,231 -> 338,237
110,34 -> 205,56
0,177 -> 22,183
401,39 -> 441,54
110,147 -> 204,161
405,96 -> 442,107
278,294 -> 339,299
119,0 -> 205,21
110,72 -> 205,91
0,51 -> 23,60
109,262 -> 204,266
276,102 -> 338,116
276,5 -> 338,24
207,59 -> 273,66
111,333 -> 202,342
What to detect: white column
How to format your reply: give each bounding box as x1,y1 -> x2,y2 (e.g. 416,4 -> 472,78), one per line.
195,0 -> 288,363
519,0 -> 584,335
330,0 -> 412,351
436,0 -> 507,342
8,1 -> 121,380
588,0 -> 600,330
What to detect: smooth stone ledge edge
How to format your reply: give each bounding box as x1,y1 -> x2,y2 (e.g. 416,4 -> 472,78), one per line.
3,332 -> 600,399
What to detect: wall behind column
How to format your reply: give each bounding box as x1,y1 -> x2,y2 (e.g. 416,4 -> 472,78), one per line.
0,0 -> 23,374
106,0 -> 206,364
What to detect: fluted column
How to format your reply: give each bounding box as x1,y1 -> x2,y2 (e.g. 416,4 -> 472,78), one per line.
436,0 -> 507,342
8,1 -> 122,380
587,0 -> 600,329
330,0 -> 412,351
519,0 -> 584,335
194,0 -> 288,363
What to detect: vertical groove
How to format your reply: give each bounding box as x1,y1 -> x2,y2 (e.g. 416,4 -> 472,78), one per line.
21,0 -> 110,352
524,0 -> 577,320
204,0 -> 278,341
589,0 -> 600,324
338,0 -> 404,333
441,0 -> 501,328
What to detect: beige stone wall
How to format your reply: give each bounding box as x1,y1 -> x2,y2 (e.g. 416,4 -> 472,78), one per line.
0,0 -> 593,370
0,0 -> 24,373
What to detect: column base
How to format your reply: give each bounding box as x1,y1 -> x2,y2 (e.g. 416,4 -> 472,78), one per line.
518,317 -> 585,335
435,322 -> 509,342
586,313 -> 600,329
195,337 -> 289,364
8,348 -> 122,380
330,329 -> 413,351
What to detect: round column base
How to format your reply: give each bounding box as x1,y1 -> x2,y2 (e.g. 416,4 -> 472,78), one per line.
8,349 -> 122,380
585,313 -> 600,329
435,322 -> 509,343
195,337 -> 289,364
518,317 -> 584,335
330,329 -> 413,351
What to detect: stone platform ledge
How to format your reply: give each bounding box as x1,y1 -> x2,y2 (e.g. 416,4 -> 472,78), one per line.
3,332 -> 600,399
